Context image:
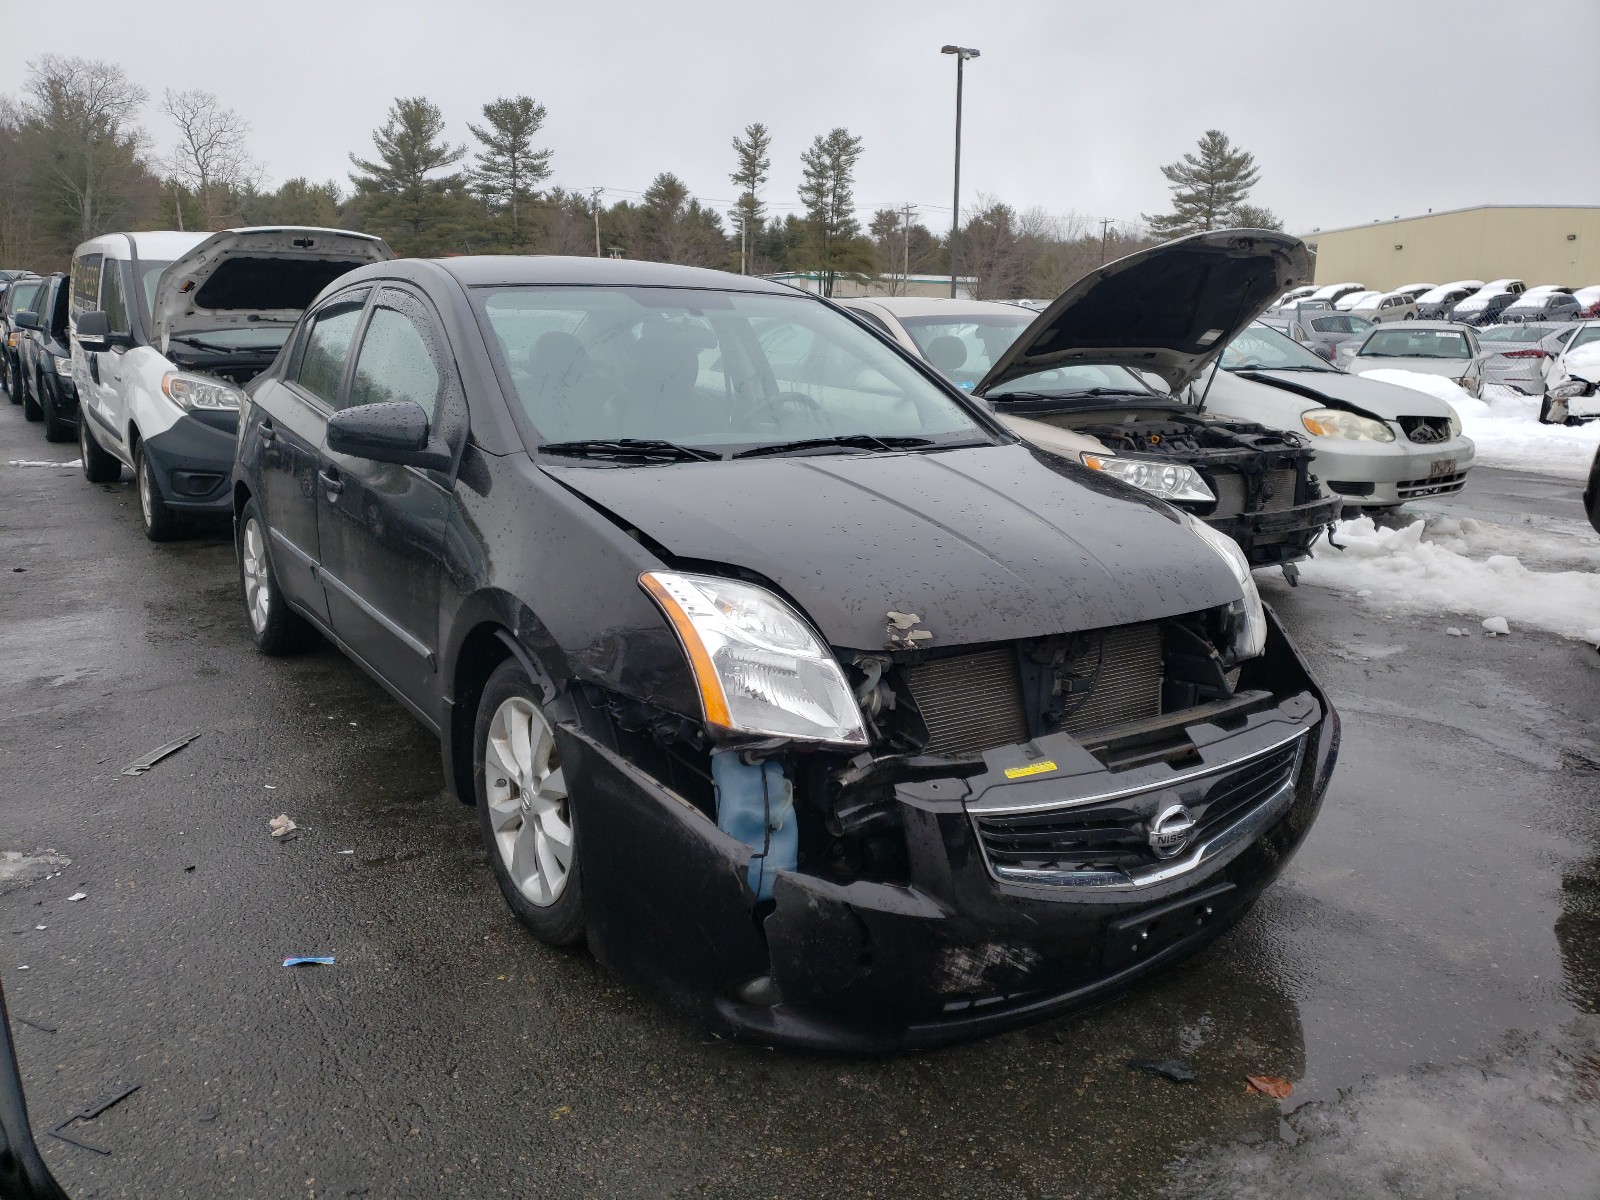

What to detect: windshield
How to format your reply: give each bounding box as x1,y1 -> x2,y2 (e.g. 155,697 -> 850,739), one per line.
985,362 -> 1160,399
139,260 -> 173,323
472,286 -> 990,456
1358,328 -> 1472,360
6,280 -> 42,314
896,312 -> 1033,389
1221,322 -> 1339,372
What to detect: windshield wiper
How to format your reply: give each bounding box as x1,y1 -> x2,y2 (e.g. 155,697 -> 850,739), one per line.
169,333 -> 259,355
732,434 -> 934,459
988,387 -> 1152,401
538,438 -> 723,463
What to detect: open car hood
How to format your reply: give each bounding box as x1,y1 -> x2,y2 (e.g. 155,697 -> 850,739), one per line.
976,229 -> 1311,395
152,227 -> 392,346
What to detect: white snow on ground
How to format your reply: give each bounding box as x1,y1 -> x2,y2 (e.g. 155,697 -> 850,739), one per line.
1297,514 -> 1600,646
1363,368 -> 1600,479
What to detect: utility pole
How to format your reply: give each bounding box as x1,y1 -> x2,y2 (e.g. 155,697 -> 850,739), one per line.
941,45 -> 980,299
173,182 -> 185,232
591,188 -> 603,258
899,203 -> 917,295
1099,218 -> 1111,265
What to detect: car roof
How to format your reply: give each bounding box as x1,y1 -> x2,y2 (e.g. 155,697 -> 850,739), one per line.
72,230 -> 211,261
1366,320 -> 1471,332
840,296 -> 1033,319
421,255 -> 797,293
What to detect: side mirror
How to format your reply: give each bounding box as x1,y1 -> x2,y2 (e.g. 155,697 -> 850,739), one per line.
75,310 -> 113,352
325,401 -> 454,471
13,311 -> 39,331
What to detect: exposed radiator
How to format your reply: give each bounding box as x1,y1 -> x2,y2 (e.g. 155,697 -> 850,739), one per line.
904,623 -> 1164,756
1209,468 -> 1298,518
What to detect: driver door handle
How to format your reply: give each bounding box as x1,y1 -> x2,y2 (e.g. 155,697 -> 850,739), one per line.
258,418 -> 277,442
318,467 -> 344,497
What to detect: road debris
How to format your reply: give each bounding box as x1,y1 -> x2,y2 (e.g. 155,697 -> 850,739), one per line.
1483,616 -> 1510,636
16,1016 -> 56,1033
1129,1058 -> 1196,1083
120,732 -> 201,776
282,956 -> 335,968
1245,1074 -> 1294,1099
268,815 -> 298,838
67,892 -> 86,902
49,1082 -> 142,1154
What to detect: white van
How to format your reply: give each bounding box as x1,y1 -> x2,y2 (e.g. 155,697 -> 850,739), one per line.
71,228 -> 391,540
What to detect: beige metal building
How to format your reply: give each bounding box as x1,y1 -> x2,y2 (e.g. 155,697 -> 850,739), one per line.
1304,206 -> 1600,290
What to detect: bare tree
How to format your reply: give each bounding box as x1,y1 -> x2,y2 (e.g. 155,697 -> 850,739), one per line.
22,55 -> 151,247
162,89 -> 256,229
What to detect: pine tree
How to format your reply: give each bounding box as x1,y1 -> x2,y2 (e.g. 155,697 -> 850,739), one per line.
729,122 -> 771,274
1143,130 -> 1267,239
348,97 -> 468,255
636,173 -> 727,267
468,96 -> 552,249
798,127 -> 870,296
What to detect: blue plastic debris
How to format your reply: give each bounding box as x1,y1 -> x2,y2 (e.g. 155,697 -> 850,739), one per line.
281,956 -> 335,968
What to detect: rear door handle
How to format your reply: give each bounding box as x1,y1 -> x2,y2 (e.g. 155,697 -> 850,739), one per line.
318,467 -> 344,497
258,418 -> 277,442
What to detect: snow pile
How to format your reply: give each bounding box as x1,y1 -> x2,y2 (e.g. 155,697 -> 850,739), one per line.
1298,515 -> 1600,645
1362,368 -> 1600,479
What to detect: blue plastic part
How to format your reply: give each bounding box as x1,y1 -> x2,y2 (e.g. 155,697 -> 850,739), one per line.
711,750 -> 797,901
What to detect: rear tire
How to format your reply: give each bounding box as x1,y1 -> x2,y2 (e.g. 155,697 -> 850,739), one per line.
135,442 -> 182,542
475,658 -> 586,947
79,412 -> 120,483
236,499 -> 319,655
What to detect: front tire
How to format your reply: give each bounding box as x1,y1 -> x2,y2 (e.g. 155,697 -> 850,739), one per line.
236,499 -> 319,655
21,370 -> 41,422
40,377 -> 71,442
79,413 -> 120,483
135,442 -> 181,542
474,659 -> 585,947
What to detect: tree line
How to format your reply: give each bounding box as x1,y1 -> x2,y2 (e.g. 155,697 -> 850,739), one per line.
0,55 -> 1280,300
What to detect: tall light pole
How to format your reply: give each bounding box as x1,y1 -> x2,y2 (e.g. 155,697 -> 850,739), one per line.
941,44 -> 979,299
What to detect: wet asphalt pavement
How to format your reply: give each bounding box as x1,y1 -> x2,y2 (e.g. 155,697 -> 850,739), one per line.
3,390 -> 1600,1199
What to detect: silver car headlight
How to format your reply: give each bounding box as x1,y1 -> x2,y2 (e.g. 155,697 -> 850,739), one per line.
1189,518 -> 1267,663
641,571 -> 868,746
1552,379 -> 1592,399
161,371 -> 244,411
1300,407 -> 1395,442
1080,453 -> 1215,503
52,353 -> 71,374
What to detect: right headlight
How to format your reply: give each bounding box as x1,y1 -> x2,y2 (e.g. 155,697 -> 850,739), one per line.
640,571 -> 868,746
1300,407 -> 1395,442
161,371 -> 244,412
1188,518 -> 1267,663
1079,454 -> 1215,503
1552,379 -> 1592,399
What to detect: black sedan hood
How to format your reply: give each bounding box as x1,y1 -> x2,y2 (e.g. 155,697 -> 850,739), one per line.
545,445 -> 1240,651
977,229 -> 1312,394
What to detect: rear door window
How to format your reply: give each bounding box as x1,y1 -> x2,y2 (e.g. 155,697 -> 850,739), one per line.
291,291 -> 369,407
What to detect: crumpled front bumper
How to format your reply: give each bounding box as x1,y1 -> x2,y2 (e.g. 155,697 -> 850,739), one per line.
1203,492 -> 1342,568
561,607 -> 1338,1052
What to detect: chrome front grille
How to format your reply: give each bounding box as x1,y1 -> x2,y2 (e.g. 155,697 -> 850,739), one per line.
904,624 -> 1164,756
1397,471 -> 1468,499
972,736 -> 1305,888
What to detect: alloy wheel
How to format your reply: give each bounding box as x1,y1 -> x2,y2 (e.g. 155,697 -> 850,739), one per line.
137,456 -> 154,527
483,696 -> 573,907
241,517 -> 271,634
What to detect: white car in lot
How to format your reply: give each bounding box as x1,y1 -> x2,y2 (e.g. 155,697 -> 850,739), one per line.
71,227 -> 391,539
1193,322 -> 1477,512
1348,291 -> 1419,323
1344,322 -> 1487,397
1543,335 -> 1600,424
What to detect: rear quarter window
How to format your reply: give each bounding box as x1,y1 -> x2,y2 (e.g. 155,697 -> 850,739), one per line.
71,255 -> 103,316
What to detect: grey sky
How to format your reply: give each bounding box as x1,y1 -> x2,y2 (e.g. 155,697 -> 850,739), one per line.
4,0 -> 1596,238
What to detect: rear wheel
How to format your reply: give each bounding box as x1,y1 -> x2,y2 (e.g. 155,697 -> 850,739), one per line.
475,659 -> 585,947
79,413 -> 120,483
237,499 -> 319,655
135,442 -> 181,542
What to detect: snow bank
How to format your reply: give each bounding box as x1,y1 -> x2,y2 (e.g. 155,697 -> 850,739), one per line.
1362,369 -> 1600,479
1298,515 -> 1600,646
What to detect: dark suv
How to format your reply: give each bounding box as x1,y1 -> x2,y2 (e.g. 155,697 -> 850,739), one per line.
233,248 -> 1337,1050
1,274 -> 42,403
13,273 -> 78,440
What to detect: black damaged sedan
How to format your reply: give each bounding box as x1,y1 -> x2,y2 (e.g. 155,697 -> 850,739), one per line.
232,253 -> 1338,1050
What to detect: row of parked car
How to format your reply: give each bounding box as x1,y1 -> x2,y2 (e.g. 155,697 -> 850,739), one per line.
1277,278 -> 1600,327
0,224 -> 1485,1053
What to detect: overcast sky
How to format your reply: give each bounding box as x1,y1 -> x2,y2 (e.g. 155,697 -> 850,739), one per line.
4,0 -> 1596,238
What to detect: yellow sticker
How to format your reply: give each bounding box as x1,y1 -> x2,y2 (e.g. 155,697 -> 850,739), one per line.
1004,760 -> 1057,780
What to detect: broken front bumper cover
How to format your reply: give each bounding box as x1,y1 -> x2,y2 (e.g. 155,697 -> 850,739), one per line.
1203,492 -> 1342,568
561,607 -> 1338,1052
